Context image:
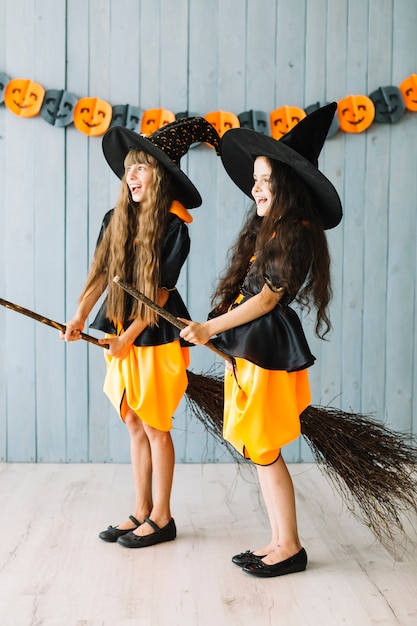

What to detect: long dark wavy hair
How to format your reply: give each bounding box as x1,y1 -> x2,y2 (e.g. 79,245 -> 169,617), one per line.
80,149 -> 175,325
212,157 -> 332,338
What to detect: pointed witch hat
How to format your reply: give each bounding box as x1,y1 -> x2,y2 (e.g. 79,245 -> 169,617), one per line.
102,116 -> 221,209
220,102 -> 342,229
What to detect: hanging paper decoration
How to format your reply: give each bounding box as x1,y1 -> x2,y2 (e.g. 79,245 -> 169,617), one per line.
399,74 -> 417,112
0,72 -> 10,104
204,110 -> 240,139
73,97 -> 112,136
140,108 -> 175,135
270,105 -> 306,139
4,78 -> 45,117
337,95 -> 375,133
110,104 -> 141,131
0,68 -> 415,137
238,110 -> 270,135
369,86 -> 405,123
175,110 -> 200,120
305,101 -> 339,137
40,89 -> 78,127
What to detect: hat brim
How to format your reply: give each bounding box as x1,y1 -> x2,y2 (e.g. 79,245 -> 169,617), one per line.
102,126 -> 202,209
220,128 -> 342,229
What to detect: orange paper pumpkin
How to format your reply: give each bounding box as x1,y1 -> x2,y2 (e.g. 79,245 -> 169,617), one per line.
270,106 -> 306,139
140,108 -> 175,135
73,97 -> 112,136
4,78 -> 45,117
399,74 -> 417,112
204,111 -> 240,138
337,95 -> 375,133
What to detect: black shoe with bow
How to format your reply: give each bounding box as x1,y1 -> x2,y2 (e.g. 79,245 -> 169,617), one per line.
117,517 -> 176,548
98,515 -> 141,542
232,550 -> 267,567
242,547 -> 307,578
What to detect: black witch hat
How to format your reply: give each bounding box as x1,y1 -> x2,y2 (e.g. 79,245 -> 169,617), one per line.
220,102 -> 342,229
102,117 -> 221,209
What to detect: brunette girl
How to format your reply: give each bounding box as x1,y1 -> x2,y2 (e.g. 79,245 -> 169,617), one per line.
180,104 -> 342,576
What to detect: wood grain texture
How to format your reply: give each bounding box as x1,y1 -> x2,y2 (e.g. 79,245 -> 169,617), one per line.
0,462 -> 415,625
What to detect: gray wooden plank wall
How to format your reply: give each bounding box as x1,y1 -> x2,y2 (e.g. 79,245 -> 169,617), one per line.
0,0 -> 416,463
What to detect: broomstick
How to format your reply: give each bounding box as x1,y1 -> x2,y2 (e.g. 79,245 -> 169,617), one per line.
112,276 -> 236,451
114,278 -> 417,545
0,297 -> 109,348
0,293 -> 236,457
113,276 -> 232,363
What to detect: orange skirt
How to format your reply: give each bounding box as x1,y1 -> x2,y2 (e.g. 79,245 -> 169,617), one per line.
103,340 -> 190,431
223,358 -> 311,465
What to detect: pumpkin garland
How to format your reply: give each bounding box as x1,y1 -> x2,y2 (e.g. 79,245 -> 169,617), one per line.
0,70 -> 416,137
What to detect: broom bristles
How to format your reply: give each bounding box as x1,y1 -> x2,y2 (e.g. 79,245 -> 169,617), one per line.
185,370 -> 241,460
185,369 -> 417,544
185,369 -> 224,439
300,405 -> 417,544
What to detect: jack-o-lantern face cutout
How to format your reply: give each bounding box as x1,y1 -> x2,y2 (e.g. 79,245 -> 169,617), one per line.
0,72 -> 10,104
73,97 -> 112,136
40,89 -> 78,127
270,106 -> 306,139
4,78 -> 45,117
305,101 -> 339,138
369,86 -> 405,123
400,74 -> 417,112
204,111 -> 240,138
140,108 -> 175,135
337,95 -> 375,133
238,110 -> 270,135
110,104 -> 141,131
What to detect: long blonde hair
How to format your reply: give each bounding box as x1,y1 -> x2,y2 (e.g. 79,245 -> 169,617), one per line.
80,149 -> 175,325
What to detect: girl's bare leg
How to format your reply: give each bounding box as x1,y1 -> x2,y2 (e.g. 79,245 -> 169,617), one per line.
256,455 -> 302,564
131,424 -> 175,536
115,409 -> 153,530
253,459 -> 281,556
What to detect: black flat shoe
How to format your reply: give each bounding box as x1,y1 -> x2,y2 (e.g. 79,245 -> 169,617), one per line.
117,517 -> 176,548
98,515 -> 141,543
232,550 -> 267,567
242,548 -> 307,578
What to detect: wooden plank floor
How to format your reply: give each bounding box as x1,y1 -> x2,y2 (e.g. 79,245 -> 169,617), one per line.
0,462 -> 415,626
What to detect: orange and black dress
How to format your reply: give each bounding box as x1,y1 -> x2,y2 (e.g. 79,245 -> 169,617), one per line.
212,256 -> 315,465
90,202 -> 191,431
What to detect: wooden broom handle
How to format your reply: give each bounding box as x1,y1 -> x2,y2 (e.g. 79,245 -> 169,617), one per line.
113,276 -> 232,363
0,297 -> 109,349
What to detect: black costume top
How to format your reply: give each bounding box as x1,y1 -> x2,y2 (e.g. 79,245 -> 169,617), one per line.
90,209 -> 191,347
211,257 -> 315,372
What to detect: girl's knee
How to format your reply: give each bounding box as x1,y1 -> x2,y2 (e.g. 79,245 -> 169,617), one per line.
125,410 -> 145,435
143,423 -> 172,443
